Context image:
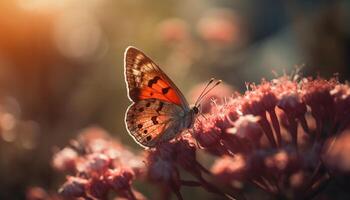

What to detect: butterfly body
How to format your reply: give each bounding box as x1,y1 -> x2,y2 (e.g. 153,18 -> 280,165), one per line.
124,46 -> 198,148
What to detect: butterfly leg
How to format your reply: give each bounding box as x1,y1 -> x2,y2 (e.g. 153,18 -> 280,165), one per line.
185,127 -> 205,150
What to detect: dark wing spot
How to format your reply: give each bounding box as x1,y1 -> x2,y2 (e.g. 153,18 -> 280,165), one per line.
148,76 -> 161,87
138,58 -> 149,68
146,102 -> 151,107
150,92 -> 154,96
129,88 -> 140,101
162,87 -> 171,94
156,102 -> 164,112
138,107 -> 144,112
151,116 -> 158,125
144,130 -> 148,134
146,136 -> 152,141
137,124 -> 143,129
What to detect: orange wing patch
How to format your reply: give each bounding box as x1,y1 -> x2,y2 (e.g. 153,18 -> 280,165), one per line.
138,76 -> 181,105
124,47 -> 182,105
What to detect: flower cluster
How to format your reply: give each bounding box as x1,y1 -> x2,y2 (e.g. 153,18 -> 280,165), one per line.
53,128 -> 234,199
51,75 -> 350,200
144,134 -> 237,200
192,75 -> 350,199
52,127 -> 145,200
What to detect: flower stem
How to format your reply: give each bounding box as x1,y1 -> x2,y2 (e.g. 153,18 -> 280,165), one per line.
268,109 -> 282,147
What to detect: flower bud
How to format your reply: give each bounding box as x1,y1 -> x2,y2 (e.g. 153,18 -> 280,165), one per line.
105,168 -> 134,192
211,154 -> 247,183
86,177 -> 109,199
227,115 -> 262,147
58,176 -> 88,198
52,147 -> 78,172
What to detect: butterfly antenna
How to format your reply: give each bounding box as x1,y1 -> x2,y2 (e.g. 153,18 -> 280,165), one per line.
196,80 -> 222,106
194,78 -> 215,106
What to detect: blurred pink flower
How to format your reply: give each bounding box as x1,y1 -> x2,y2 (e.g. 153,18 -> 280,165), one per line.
211,154 -> 247,183
322,130 -> 350,172
26,187 -> 49,200
86,176 -> 109,199
330,84 -> 350,131
26,187 -> 62,200
76,153 -> 111,177
156,18 -> 189,44
58,176 -> 88,198
196,9 -> 245,46
106,168 -> 134,192
52,147 -> 78,172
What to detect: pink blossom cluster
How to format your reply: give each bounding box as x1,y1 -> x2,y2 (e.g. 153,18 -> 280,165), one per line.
52,127 -> 145,200
50,75 -> 350,200
192,76 -> 350,199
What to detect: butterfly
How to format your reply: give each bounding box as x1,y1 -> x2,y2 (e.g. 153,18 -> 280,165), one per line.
124,46 -> 220,148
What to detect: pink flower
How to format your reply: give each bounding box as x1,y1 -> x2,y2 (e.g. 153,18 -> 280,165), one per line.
211,154 -> 247,183
322,130 -> 350,172
86,177 -> 109,199
58,176 -> 88,198
52,147 -> 78,172
146,145 -> 178,183
330,84 -> 350,132
227,114 -> 263,151
173,136 -> 197,172
301,78 -> 337,137
105,168 -> 134,192
263,149 -> 301,173
193,120 -> 221,149
83,153 -> 110,176
146,147 -> 182,199
156,18 -> 189,44
197,9 -> 245,46
26,187 -> 49,200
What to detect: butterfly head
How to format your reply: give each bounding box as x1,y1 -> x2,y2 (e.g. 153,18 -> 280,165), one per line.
191,106 -> 199,114
187,78 -> 221,127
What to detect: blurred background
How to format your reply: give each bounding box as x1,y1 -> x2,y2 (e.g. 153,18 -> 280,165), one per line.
0,0 -> 349,199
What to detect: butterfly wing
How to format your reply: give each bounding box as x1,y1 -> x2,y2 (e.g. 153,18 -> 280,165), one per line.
124,46 -> 189,109
126,99 -> 190,147
124,46 -> 192,147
